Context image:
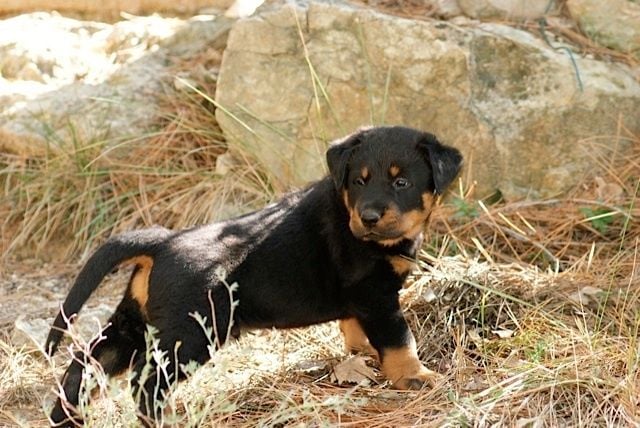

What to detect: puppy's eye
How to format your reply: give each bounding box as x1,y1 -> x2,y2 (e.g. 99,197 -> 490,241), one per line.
353,177 -> 366,186
393,177 -> 411,189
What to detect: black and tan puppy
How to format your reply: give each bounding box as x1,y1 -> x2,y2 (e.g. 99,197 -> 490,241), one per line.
45,126 -> 462,426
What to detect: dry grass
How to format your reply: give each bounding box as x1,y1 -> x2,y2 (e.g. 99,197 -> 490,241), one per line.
0,48 -> 272,263
1,145 -> 638,426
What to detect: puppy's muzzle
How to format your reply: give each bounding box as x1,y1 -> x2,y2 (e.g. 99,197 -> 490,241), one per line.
360,207 -> 384,228
354,205 -> 402,241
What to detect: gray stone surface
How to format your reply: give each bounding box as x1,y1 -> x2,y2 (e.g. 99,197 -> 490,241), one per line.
568,0 -> 640,59
13,304 -> 115,350
215,1 -> 640,199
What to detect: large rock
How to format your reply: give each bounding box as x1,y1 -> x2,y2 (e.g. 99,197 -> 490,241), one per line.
567,0 -> 640,59
13,304 -> 116,350
215,2 -> 640,198
0,13 -> 230,157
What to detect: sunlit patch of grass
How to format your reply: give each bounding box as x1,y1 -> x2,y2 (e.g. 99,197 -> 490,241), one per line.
0,335 -> 53,426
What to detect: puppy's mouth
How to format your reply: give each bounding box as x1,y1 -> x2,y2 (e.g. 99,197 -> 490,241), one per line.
352,227 -> 413,247
348,211 -> 427,245
350,225 -> 405,242
357,230 -> 402,241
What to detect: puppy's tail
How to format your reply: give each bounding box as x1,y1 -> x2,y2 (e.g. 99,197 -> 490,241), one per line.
45,226 -> 172,356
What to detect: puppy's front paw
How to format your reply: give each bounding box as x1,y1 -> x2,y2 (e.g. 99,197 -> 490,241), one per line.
393,366 -> 443,390
381,346 -> 442,390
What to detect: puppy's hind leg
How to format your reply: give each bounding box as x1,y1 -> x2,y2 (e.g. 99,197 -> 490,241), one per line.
129,277 -> 234,425
130,328 -> 211,427
50,299 -> 147,427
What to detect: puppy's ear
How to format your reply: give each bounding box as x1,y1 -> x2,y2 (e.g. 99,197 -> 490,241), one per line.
326,131 -> 363,188
417,133 -> 463,194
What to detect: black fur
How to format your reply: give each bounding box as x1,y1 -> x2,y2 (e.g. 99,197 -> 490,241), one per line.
46,126 -> 462,426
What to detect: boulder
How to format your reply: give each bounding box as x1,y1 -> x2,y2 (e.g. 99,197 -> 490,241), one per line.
215,1 -> 640,199
567,0 -> 640,59
0,13 -> 230,157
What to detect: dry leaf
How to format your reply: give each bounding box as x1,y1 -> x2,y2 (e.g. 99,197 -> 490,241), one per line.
595,176 -> 624,201
422,287 -> 438,303
467,328 -> 484,344
515,416 -> 543,428
492,329 -> 515,339
568,286 -> 604,305
294,359 -> 329,377
502,350 -> 524,369
331,356 -> 376,385
463,374 -> 488,391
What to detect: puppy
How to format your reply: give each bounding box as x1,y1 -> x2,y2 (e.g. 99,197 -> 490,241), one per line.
45,126 -> 462,426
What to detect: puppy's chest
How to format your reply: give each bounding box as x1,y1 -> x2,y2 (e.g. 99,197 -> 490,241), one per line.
341,256 -> 410,291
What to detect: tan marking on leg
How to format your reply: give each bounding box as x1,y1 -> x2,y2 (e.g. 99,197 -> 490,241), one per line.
387,255 -> 416,276
381,336 -> 442,389
389,165 -> 400,177
339,318 -> 378,359
124,256 -> 153,318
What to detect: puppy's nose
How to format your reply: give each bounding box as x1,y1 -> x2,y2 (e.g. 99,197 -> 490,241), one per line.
360,208 -> 383,228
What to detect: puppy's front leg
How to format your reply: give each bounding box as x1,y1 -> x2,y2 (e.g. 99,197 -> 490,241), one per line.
339,318 -> 378,358
358,308 -> 442,390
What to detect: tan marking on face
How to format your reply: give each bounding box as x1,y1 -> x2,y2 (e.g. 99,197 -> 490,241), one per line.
422,192 -> 435,211
339,318 -> 378,359
381,336 -> 442,389
376,205 -> 401,229
395,192 -> 437,241
347,190 -> 437,244
377,236 -> 405,246
342,189 -> 350,209
389,165 -> 400,177
400,210 -> 426,238
344,190 -> 366,235
350,201 -> 428,243
361,166 -> 369,180
387,255 -> 416,276
124,256 -> 153,318
355,204 -> 405,244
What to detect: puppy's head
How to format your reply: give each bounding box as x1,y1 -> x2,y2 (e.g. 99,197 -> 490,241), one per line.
327,126 -> 462,245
